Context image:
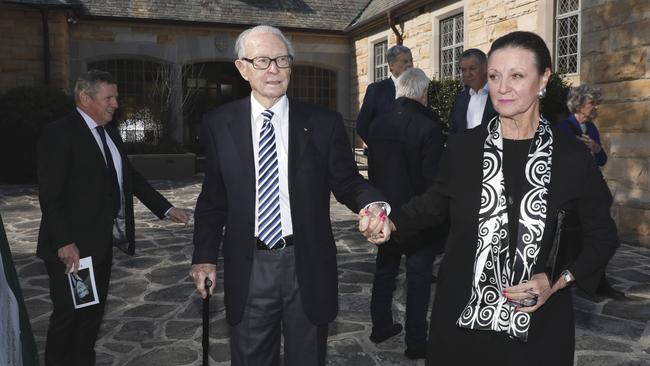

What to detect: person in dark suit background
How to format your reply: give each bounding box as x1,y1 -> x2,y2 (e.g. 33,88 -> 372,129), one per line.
448,48 -> 497,134
366,68 -> 445,360
189,25 -> 392,366
356,45 -> 413,143
37,70 -> 189,366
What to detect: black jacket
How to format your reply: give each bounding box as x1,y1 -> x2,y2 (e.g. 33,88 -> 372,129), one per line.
356,77 -> 396,143
448,87 -> 497,134
192,97 -> 384,326
367,97 -> 446,254
37,110 -> 172,264
391,125 -> 619,363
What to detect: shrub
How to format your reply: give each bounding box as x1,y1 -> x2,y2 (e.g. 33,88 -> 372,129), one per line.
0,86 -> 74,183
428,78 -> 464,135
541,72 -> 572,125
426,72 -> 572,133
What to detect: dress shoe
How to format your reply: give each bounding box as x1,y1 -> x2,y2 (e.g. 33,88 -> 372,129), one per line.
369,323 -> 403,344
404,344 -> 427,359
596,281 -> 625,299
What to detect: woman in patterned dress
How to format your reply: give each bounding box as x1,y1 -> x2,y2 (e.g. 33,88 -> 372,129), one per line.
386,31 -> 620,365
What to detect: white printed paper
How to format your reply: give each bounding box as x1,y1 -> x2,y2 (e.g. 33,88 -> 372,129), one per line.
68,256 -> 99,309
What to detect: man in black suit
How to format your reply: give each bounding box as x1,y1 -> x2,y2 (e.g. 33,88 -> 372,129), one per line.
356,45 -> 413,143
37,70 -> 189,366
189,25 -> 392,366
366,68 -> 445,359
448,49 -> 497,134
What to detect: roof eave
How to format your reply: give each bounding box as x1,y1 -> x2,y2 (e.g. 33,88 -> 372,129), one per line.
3,0 -> 77,9
75,14 -> 349,35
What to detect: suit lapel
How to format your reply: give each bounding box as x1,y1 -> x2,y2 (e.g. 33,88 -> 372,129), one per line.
227,98 -> 255,180
288,98 -> 311,183
72,111 -> 111,171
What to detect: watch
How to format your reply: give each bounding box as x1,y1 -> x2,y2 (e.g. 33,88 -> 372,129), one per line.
560,269 -> 574,285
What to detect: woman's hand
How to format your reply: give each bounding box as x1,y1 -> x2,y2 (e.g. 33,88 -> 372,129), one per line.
578,135 -> 602,154
503,273 -> 569,313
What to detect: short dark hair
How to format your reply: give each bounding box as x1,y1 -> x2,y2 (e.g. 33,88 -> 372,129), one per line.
387,45 -> 411,65
73,70 -> 116,104
460,48 -> 487,64
488,31 -> 552,75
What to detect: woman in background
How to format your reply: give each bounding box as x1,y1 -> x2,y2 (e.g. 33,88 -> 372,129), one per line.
556,85 -> 624,300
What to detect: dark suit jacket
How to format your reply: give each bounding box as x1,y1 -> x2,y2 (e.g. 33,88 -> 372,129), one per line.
448,87 -> 497,134
193,97 -> 383,326
356,77 -> 396,142
390,125 -> 619,360
367,97 -> 445,254
37,110 -> 172,265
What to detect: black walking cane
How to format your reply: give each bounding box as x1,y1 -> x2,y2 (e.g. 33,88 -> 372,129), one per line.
202,277 -> 213,366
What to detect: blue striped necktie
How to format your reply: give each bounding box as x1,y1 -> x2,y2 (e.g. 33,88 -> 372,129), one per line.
257,109 -> 282,248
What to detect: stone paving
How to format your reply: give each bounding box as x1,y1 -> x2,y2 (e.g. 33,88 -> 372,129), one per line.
1,178 -> 649,366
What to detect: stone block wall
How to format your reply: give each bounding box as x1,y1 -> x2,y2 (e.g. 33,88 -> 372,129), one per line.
351,0 -> 552,121
466,0 -> 544,52
582,0 -> 650,247
0,4 -> 70,92
350,3 -> 436,119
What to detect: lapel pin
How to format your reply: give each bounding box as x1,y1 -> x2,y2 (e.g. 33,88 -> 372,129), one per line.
303,128 -> 308,132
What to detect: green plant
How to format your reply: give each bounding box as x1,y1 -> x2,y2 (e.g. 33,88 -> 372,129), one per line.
428,78 -> 464,135
541,72 -> 572,125
0,86 -> 74,183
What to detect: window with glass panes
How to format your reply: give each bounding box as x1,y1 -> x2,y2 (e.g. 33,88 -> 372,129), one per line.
555,0 -> 580,74
288,65 -> 337,110
87,59 -> 165,143
373,41 -> 388,82
440,13 -> 464,79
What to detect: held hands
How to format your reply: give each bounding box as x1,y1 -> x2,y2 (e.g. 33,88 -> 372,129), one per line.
503,273 -> 569,313
190,263 -> 217,299
166,207 -> 190,225
58,243 -> 80,274
358,204 -> 396,244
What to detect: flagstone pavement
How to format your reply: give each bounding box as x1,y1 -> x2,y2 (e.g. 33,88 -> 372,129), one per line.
1,178 -> 649,366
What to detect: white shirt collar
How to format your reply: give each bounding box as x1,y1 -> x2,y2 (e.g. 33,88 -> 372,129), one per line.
250,94 -> 288,124
390,74 -> 398,85
77,107 -> 102,130
468,83 -> 489,96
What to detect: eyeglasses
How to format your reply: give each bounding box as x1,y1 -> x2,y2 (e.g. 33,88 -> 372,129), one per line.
241,55 -> 293,70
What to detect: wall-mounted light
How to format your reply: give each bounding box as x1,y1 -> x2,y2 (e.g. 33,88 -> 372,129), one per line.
66,13 -> 78,25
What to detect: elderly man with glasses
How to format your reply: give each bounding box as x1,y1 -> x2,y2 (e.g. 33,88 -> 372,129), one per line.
190,25 -> 393,366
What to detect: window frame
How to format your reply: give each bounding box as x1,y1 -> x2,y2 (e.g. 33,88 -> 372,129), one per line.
555,0 -> 581,75
372,40 -> 389,82
439,13 -> 464,79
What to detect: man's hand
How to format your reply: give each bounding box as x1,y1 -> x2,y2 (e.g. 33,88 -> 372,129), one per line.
190,263 -> 217,299
58,243 -> 80,274
167,207 -> 190,225
358,205 -> 396,244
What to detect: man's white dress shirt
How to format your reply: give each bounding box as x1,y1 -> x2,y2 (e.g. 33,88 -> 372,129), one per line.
466,83 -> 489,130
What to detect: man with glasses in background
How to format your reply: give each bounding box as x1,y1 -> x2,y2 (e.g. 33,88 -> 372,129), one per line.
190,25 -> 392,366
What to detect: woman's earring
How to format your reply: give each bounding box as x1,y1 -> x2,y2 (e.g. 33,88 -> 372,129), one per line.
537,87 -> 547,99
